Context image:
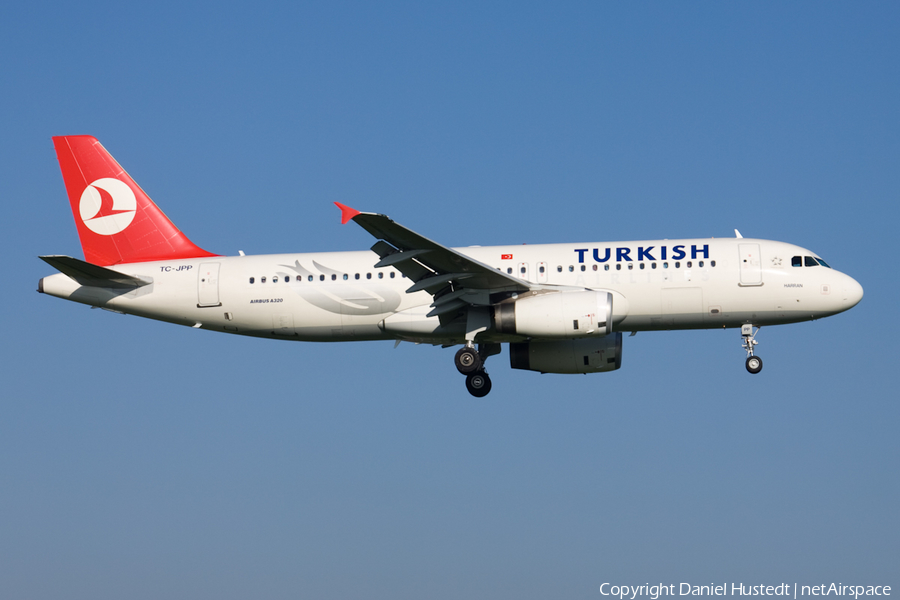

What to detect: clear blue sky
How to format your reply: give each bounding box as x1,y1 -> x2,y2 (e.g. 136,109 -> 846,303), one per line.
1,2 -> 897,599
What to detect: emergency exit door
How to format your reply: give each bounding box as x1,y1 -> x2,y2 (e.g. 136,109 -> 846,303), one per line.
517,262 -> 529,281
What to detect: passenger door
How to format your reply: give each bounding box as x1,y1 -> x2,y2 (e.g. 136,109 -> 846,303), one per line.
197,263 -> 221,307
738,243 -> 762,286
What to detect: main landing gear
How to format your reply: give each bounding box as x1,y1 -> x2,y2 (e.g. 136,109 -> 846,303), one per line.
741,324 -> 763,374
454,342 -> 499,397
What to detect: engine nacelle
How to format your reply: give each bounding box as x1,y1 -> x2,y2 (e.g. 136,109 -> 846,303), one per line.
509,333 -> 623,374
495,291 -> 612,338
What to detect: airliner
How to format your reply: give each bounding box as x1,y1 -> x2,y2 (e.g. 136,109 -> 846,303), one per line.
39,136 -> 864,396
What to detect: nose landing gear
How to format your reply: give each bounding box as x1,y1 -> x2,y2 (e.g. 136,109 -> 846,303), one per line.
455,342 -> 500,397
742,324 -> 763,374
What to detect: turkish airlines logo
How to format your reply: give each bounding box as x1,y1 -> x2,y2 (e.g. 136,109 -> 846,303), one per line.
79,178 -> 137,235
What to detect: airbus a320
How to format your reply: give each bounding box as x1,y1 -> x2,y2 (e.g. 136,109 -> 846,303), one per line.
39,136 -> 864,396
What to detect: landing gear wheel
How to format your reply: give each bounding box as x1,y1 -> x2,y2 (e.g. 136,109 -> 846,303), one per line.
455,346 -> 482,374
741,325 -> 763,374
465,371 -> 492,397
745,355 -> 763,374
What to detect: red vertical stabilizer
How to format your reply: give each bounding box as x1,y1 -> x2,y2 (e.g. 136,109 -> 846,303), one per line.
52,135 -> 218,266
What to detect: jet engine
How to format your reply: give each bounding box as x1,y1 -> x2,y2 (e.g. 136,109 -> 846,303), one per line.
495,291 -> 612,338
509,333 -> 623,374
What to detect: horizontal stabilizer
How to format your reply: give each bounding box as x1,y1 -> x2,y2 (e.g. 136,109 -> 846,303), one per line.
40,255 -> 152,289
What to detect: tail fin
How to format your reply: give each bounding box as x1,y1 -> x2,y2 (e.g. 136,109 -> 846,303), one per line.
52,135 -> 218,266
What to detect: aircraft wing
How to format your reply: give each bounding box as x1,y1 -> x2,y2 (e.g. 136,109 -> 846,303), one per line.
336,203 -> 531,317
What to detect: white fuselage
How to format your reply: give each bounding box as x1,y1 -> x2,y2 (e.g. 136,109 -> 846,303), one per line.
39,237 -> 863,343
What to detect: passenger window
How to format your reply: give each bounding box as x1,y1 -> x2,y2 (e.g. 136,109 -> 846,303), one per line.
507,268 -> 512,274
639,263 -> 645,270
249,277 -> 255,284
711,261 -> 716,267
663,262 -> 668,269
378,272 -> 383,279
540,265 -> 546,274
390,272 -> 395,278
592,265 -> 597,271
320,275 -> 325,281
628,264 -> 633,270
557,266 -> 562,273
520,267 -> 526,274
675,262 -> 680,268
616,264 -> 621,271
651,263 -> 657,269
805,256 -> 818,267
308,275 -> 313,282
273,276 -> 278,283
792,256 -> 802,267
604,265 -> 610,271
343,274 -> 348,280
568,266 -> 574,272
367,273 -> 372,279
687,261 -> 692,268
355,273 -> 360,280
699,261 -> 704,267
261,276 -> 267,283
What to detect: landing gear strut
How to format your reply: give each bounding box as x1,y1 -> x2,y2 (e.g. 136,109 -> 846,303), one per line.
741,324 -> 763,374
456,342 -> 499,397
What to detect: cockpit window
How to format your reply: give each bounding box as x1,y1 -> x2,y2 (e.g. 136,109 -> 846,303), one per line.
792,256 -> 802,267
815,257 -> 831,268
804,256 -> 818,267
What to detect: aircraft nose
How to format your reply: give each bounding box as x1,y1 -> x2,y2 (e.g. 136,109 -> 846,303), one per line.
843,276 -> 863,308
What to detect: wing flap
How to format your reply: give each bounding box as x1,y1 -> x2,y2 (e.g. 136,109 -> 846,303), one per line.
406,272 -> 475,294
427,299 -> 469,318
374,248 -> 433,268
